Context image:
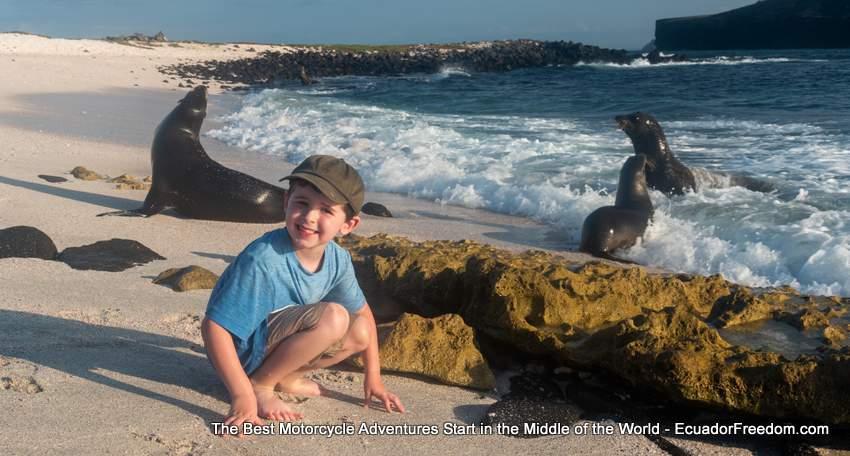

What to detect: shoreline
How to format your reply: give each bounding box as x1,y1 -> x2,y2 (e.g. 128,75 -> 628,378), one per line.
1,33 -> 846,455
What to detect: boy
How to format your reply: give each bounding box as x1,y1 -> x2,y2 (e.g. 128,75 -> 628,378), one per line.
202,155 -> 404,430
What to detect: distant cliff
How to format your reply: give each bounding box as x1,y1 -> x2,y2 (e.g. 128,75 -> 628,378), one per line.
655,0 -> 850,50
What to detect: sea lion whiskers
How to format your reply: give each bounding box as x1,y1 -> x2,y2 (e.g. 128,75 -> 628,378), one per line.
616,112 -> 670,160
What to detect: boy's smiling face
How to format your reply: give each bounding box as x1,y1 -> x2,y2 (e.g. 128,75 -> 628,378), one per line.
284,181 -> 360,255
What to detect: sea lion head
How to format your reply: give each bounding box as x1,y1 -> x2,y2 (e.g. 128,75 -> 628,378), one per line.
175,85 -> 208,137
615,112 -> 669,159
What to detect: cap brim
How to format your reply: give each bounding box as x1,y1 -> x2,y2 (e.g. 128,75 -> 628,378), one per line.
280,173 -> 349,207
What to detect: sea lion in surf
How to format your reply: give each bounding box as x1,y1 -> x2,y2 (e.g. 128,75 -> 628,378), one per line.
579,155 -> 653,262
615,112 -> 696,195
616,112 -> 775,195
98,86 -> 287,222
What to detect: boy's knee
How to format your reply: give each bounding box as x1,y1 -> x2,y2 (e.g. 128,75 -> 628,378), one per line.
318,302 -> 350,338
346,316 -> 370,353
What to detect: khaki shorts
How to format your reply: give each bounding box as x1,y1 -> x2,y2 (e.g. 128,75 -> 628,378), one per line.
264,303 -> 345,365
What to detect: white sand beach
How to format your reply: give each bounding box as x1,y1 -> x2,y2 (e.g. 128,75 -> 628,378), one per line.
0,33 -> 835,455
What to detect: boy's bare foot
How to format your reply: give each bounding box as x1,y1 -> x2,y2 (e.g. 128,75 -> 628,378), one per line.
252,383 -> 303,421
274,376 -> 324,397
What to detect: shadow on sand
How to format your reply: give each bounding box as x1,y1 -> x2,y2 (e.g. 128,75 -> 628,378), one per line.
0,175 -> 141,211
0,309 -> 225,423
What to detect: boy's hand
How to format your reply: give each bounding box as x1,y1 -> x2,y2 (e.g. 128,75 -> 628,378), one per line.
223,393 -> 264,437
364,376 -> 405,413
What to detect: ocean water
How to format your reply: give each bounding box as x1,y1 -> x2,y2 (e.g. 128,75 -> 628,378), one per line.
207,49 -> 850,297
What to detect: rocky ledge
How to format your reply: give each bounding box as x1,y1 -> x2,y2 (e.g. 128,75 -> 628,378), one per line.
159,39 -> 682,87
340,234 -> 850,425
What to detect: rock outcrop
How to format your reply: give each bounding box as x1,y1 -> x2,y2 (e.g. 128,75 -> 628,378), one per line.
58,239 -> 165,271
105,32 -> 168,43
153,265 -> 219,292
361,202 -> 393,218
373,313 -> 495,390
656,0 -> 850,51
70,166 -> 103,181
340,234 -> 850,424
0,226 -> 58,260
160,40 -> 640,88
109,174 -> 152,191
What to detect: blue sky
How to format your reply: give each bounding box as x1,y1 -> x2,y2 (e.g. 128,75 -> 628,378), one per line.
1,0 -> 755,49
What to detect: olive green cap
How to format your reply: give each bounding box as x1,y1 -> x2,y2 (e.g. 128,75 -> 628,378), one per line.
279,155 -> 365,215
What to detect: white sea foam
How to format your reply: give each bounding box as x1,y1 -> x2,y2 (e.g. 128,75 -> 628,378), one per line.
208,89 -> 850,296
437,66 -> 471,78
577,56 -> 824,69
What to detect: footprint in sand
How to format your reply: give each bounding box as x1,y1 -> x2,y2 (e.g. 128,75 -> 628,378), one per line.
131,432 -> 204,456
160,313 -> 202,338
0,356 -> 44,394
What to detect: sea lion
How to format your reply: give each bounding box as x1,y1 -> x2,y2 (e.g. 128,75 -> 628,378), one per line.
579,155 -> 652,262
615,112 -> 696,196
98,86 -> 287,222
299,65 -> 315,85
616,112 -> 774,195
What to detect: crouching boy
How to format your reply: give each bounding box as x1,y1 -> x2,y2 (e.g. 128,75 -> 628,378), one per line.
202,155 -> 404,429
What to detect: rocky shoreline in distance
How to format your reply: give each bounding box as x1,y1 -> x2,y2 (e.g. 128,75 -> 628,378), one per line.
159,39 -> 684,88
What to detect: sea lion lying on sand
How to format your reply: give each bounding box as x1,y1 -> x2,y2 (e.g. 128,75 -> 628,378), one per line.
580,155 -> 652,262
616,112 -> 775,195
98,86 -> 288,222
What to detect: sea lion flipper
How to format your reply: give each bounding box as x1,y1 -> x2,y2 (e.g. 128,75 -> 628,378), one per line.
730,175 -> 776,193
97,198 -> 165,217
595,251 -> 641,265
96,209 -> 153,218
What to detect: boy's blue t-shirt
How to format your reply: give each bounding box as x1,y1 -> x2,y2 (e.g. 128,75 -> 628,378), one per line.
205,228 -> 366,374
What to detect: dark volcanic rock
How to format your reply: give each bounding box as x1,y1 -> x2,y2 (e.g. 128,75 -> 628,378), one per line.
656,0 -> 850,51
159,40 -> 640,89
58,239 -> 165,271
484,398 -> 581,438
37,174 -> 68,183
361,202 -> 393,217
0,226 -> 58,260
485,370 -> 582,438
105,32 -> 168,43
